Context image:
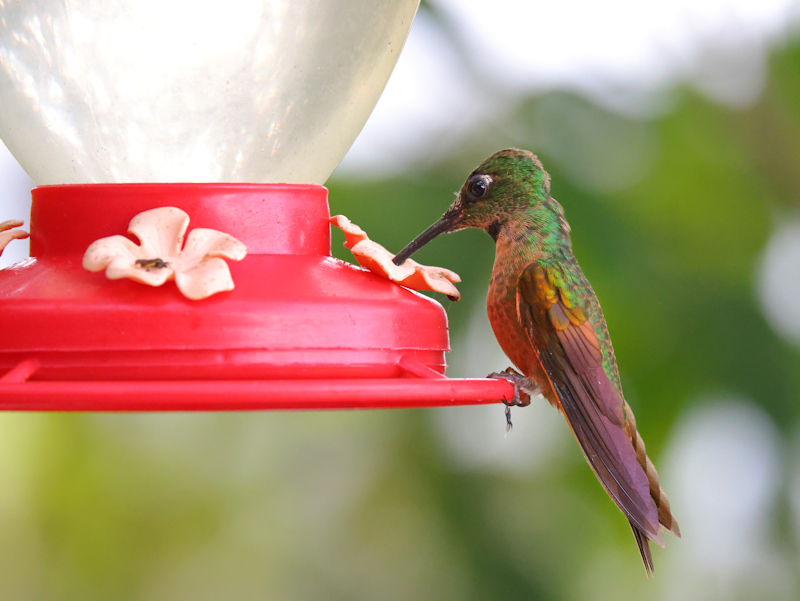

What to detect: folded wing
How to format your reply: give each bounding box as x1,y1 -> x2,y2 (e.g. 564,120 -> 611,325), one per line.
516,261 -> 664,573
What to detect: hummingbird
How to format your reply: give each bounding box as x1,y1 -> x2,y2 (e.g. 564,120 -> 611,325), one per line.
392,149 -> 679,576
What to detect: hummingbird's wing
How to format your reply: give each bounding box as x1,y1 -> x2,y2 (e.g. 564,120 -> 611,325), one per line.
516,261 -> 664,566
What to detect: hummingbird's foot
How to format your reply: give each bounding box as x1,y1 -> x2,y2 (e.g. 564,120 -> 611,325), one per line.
488,368 -> 538,433
488,367 -> 536,407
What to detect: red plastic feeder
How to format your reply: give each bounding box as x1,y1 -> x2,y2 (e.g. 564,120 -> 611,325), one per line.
0,184 -> 512,410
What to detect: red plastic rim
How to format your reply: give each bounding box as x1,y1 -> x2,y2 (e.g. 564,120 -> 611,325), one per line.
0,357 -> 512,411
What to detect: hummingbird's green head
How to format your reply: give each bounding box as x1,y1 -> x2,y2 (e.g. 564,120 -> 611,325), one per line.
393,148 -> 557,265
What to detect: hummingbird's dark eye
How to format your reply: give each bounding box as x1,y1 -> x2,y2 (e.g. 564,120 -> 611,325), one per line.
467,175 -> 490,201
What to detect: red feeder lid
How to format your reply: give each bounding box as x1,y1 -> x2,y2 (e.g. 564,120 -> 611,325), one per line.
0,184 -> 512,410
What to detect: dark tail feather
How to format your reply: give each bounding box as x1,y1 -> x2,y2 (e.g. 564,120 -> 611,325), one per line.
630,521 -> 654,578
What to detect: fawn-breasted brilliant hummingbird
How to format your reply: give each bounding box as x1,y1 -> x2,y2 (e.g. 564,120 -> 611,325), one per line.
392,148 -> 680,576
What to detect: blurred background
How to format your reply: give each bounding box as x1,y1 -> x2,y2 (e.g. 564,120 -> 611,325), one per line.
2,0 -> 800,598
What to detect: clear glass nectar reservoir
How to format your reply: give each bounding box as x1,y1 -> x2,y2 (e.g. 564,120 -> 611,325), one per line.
0,0 -> 419,185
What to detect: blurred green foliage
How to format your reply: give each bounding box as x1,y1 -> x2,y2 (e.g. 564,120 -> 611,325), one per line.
1,22 -> 800,601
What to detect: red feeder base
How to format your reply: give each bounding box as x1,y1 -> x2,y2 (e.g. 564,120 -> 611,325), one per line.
0,183 -> 512,410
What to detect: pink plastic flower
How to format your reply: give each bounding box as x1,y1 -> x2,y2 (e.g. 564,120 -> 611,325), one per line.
0,220 -> 29,257
331,214 -> 461,300
83,207 -> 247,300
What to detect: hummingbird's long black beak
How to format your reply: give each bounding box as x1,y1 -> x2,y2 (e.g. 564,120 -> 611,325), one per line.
392,210 -> 461,265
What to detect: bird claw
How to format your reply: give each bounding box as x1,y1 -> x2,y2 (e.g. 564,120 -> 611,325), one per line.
488,367 -> 534,407
488,368 -> 538,432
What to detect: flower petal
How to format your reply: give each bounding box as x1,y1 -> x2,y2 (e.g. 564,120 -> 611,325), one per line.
0,219 -> 26,232
128,207 -> 190,258
83,235 -> 145,271
396,261 -> 461,300
330,215 -> 369,249
407,260 -> 461,285
0,224 -> 29,256
349,239 -> 416,281
179,228 -> 247,270
174,257 -> 234,300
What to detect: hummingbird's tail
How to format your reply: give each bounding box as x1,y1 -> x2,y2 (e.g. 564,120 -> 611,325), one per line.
623,401 -> 681,578
625,407 -> 682,539
630,521 -> 654,578
643,452 -> 681,538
